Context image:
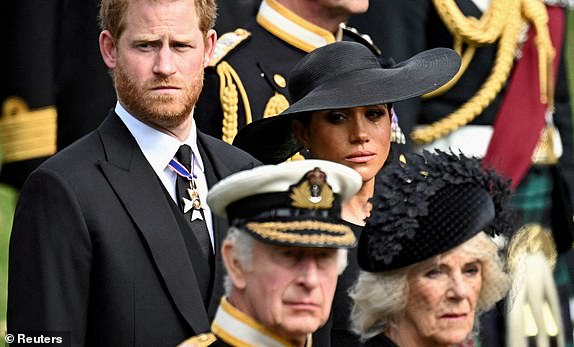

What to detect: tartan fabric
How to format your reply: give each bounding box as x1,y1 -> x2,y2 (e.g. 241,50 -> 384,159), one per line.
510,166 -> 553,227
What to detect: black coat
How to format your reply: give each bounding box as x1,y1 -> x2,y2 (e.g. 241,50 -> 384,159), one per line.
7,112 -> 260,346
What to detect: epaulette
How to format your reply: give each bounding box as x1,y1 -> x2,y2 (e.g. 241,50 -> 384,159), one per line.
209,28 -> 251,67
177,333 -> 217,347
342,24 -> 381,57
0,96 -> 57,163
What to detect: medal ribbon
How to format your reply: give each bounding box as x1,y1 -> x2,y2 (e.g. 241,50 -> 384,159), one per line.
169,153 -> 203,214
168,154 -> 197,182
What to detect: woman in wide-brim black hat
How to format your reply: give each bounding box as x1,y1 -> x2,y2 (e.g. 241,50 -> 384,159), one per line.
350,150 -> 515,347
233,41 -> 461,345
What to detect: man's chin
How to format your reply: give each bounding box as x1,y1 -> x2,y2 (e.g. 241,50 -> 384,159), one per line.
281,317 -> 324,336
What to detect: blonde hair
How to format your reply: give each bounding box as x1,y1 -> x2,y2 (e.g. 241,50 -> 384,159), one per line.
99,0 -> 216,39
350,232 -> 510,340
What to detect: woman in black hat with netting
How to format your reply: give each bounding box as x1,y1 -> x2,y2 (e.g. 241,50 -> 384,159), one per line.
232,41 -> 461,345
350,150 -> 516,347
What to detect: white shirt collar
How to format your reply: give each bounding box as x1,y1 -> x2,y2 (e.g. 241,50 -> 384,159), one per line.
114,102 -> 204,176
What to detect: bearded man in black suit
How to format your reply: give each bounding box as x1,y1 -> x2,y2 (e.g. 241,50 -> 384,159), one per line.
6,0 -> 260,345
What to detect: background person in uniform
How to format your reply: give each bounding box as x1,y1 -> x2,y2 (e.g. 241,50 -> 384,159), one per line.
351,150 -> 515,347
193,0 -> 379,144
178,159 -> 363,347
232,41 -> 461,346
0,0 -> 260,190
349,2 -> 574,345
6,0 -> 260,345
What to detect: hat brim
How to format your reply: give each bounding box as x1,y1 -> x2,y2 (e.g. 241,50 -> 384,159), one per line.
233,48 -> 461,164
244,219 -> 357,248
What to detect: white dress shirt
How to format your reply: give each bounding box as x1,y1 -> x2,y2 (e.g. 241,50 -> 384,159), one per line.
115,102 -> 215,251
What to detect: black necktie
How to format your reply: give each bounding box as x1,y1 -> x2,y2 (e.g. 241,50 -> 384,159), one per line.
175,145 -> 214,267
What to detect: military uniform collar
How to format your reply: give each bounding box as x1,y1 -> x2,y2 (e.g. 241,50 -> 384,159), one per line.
212,297 -> 312,347
256,0 -> 343,52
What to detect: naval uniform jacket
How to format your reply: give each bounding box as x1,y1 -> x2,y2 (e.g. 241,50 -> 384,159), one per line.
7,111 -> 261,346
194,0 -> 380,142
179,298 -> 313,347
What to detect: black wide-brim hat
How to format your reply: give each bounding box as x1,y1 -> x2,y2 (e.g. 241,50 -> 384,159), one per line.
233,41 -> 462,164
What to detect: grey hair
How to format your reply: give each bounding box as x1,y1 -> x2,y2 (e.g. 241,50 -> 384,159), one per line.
350,232 -> 510,341
223,226 -> 349,294
223,227 -> 256,294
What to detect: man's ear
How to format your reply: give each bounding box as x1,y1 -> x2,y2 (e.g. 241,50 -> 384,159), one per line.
203,29 -> 217,68
221,239 -> 247,290
292,119 -> 310,149
99,30 -> 118,69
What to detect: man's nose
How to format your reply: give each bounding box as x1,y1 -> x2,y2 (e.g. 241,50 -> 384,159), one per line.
153,46 -> 177,77
297,257 -> 321,288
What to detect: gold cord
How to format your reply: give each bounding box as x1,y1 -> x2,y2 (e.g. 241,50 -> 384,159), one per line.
217,62 -> 252,144
412,0 -> 555,145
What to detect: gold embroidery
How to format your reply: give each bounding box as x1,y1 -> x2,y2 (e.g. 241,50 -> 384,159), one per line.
217,62 -> 252,144
245,221 -> 355,246
0,96 -> 57,163
177,333 -> 217,347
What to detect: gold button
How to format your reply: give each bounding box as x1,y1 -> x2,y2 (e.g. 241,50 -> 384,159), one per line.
274,74 -> 286,88
198,335 -> 208,342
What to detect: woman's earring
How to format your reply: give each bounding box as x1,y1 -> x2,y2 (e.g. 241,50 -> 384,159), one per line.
390,108 -> 406,144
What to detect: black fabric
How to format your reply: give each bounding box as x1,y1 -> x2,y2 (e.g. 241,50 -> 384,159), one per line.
160,176 -> 213,307
363,333 -> 400,347
550,165 -> 574,253
330,222 -> 364,346
226,191 -> 342,221
175,145 -> 214,268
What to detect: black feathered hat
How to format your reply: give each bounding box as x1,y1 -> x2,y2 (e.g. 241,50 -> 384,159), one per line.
233,41 -> 461,164
358,150 -> 515,272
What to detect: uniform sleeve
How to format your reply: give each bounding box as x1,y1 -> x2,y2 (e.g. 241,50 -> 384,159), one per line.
195,68 -> 225,139
7,168 -> 92,346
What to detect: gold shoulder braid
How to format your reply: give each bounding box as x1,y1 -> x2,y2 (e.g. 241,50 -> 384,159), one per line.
209,29 -> 251,67
176,333 -> 217,347
0,96 -> 57,163
217,61 -> 252,144
411,0 -> 555,145
263,92 -> 289,118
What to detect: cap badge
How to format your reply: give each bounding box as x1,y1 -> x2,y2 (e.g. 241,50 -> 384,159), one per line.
290,168 -> 334,209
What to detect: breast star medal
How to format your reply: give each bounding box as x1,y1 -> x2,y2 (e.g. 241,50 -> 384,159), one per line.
182,180 -> 204,221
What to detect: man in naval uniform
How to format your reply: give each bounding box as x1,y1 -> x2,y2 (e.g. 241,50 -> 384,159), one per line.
178,159 -> 362,347
349,1 -> 574,346
193,0 -> 379,144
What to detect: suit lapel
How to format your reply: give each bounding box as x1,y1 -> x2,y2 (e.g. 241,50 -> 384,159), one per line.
96,112 -> 210,333
197,132 -> 232,317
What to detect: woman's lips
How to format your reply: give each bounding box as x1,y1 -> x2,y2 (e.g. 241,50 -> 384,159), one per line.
345,151 -> 375,163
440,313 -> 467,320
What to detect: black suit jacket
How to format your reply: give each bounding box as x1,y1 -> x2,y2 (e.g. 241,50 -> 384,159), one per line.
7,111 -> 261,346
